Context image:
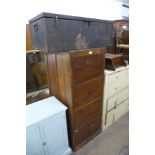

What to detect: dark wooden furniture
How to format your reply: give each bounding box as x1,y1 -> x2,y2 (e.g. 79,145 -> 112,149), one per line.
105,53 -> 126,71
117,44 -> 129,62
112,20 -> 129,62
26,52 -> 50,105
29,12 -> 113,53
26,24 -> 32,51
46,48 -> 106,151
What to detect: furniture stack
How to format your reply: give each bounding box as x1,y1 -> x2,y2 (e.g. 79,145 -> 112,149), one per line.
47,48 -> 105,150
28,12 -> 113,151
102,66 -> 129,130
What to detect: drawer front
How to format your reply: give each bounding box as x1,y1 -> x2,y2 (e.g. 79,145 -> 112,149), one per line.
71,54 -> 104,84
106,108 -> 116,126
73,119 -> 101,147
108,69 -> 128,84
115,99 -> 129,121
74,99 -> 102,130
73,77 -> 103,109
107,86 -> 129,111
107,79 -> 128,97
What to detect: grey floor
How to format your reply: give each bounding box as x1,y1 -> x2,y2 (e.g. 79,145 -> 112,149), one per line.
71,112 -> 129,155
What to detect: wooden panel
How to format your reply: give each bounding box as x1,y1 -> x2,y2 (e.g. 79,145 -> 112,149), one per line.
46,53 -> 59,96
74,99 -> 102,130
73,119 -> 101,150
73,77 -> 103,110
56,53 -> 72,108
71,54 -> 104,84
26,24 -> 32,51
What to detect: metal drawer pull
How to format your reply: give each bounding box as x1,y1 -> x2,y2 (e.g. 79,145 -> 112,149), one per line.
42,142 -> 47,146
114,87 -> 118,91
114,101 -> 117,108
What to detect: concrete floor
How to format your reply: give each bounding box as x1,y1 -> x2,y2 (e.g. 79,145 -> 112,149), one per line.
71,112 -> 129,155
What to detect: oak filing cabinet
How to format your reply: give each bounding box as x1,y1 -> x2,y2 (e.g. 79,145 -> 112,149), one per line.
26,96 -> 71,155
46,48 -> 106,151
102,66 -> 129,130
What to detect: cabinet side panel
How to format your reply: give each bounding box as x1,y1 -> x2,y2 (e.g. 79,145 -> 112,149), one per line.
46,53 -> 59,96
56,53 -> 72,108
56,53 -> 74,148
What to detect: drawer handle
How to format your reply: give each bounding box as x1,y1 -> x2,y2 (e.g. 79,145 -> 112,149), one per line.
115,76 -> 119,79
42,142 -> 47,146
114,101 -> 117,108
114,87 -> 118,91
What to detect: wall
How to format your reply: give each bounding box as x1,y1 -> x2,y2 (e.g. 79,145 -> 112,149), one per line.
26,0 -> 129,22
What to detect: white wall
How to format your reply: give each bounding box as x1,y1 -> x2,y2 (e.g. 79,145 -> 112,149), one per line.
25,0 -> 128,23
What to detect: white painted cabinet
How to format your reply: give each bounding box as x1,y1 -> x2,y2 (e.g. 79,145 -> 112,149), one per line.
102,66 -> 129,130
27,125 -> 44,155
26,96 -> 71,155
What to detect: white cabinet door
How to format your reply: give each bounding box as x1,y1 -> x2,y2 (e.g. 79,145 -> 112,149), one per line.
39,112 -> 69,155
26,125 -> 44,155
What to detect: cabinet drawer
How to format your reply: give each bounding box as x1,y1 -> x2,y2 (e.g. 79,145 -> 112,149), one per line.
74,99 -> 102,130
115,99 -> 129,121
73,77 -> 103,109
106,108 -> 116,126
107,86 -> 129,111
71,54 -> 104,84
73,119 -> 101,148
108,69 -> 128,84
107,79 -> 128,97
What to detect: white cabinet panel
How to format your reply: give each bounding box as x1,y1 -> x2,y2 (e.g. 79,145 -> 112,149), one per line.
26,125 -> 44,155
26,97 -> 71,155
107,79 -> 128,97
102,66 -> 129,130
106,108 -> 116,127
107,86 -> 129,111
39,113 -> 69,155
108,70 -> 125,84
115,99 -> 129,121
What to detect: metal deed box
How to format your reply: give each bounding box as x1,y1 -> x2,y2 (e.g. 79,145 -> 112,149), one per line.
29,12 -> 113,53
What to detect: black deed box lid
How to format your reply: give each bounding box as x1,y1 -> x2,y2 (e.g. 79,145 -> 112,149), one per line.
29,12 -> 112,24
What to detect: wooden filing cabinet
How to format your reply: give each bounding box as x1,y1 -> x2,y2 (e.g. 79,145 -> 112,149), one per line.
102,66 -> 129,130
46,48 -> 106,151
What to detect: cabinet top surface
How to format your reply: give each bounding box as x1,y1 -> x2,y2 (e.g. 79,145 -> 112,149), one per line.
104,65 -> 129,75
26,96 -> 67,127
29,12 -> 113,23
